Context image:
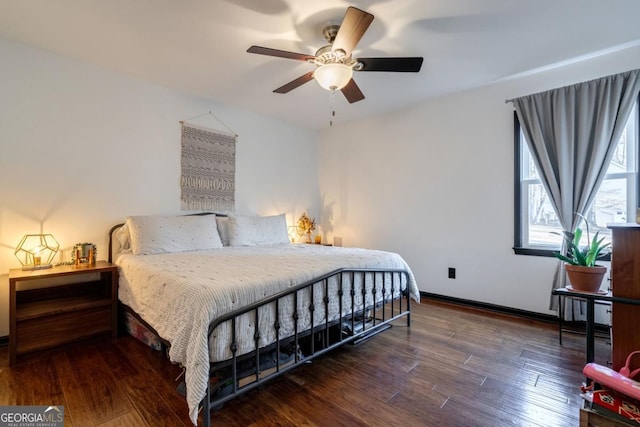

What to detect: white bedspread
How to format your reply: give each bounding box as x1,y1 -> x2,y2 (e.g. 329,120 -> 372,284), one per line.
116,243 -> 419,425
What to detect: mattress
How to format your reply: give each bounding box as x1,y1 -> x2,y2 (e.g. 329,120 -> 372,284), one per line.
116,243 -> 419,424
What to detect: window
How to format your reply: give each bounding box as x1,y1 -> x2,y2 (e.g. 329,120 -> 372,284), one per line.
514,101 -> 639,256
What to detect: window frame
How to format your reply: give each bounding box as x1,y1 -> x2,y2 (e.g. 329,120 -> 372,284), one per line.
513,97 -> 640,258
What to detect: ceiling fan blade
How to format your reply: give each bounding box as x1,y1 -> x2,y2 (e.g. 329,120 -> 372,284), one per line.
332,7 -> 374,58
357,57 -> 424,72
247,45 -> 315,62
341,79 -> 365,104
273,71 -> 315,94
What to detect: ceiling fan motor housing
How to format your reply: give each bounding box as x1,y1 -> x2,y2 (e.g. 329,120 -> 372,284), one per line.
322,25 -> 340,44
312,45 -> 356,68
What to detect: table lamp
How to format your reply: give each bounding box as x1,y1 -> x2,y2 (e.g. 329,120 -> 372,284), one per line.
15,233 -> 59,270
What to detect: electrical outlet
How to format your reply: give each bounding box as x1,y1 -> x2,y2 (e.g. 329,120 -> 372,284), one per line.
448,267 -> 456,279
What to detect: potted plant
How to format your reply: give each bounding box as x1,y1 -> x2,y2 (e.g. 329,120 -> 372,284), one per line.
296,212 -> 316,244
554,225 -> 610,292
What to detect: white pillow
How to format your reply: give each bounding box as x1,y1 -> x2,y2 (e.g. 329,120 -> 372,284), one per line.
126,215 -> 223,255
216,216 -> 230,246
114,223 -> 131,250
228,214 -> 290,246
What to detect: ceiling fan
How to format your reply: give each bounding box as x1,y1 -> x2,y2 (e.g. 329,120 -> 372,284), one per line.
247,6 -> 423,104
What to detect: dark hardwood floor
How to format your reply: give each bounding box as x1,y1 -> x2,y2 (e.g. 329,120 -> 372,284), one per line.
0,300 -> 609,426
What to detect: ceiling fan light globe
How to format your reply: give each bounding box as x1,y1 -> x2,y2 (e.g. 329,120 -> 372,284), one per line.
313,63 -> 353,91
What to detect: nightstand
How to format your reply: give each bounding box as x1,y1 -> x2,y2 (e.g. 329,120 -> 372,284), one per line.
9,261 -> 118,365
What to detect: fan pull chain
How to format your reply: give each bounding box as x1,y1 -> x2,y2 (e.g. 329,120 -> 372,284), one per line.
329,89 -> 336,127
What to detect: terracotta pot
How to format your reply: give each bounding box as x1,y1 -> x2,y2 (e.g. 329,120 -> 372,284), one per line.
565,264 -> 607,292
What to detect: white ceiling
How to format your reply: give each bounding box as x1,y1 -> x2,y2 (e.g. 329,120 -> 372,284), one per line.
2,0 -> 640,130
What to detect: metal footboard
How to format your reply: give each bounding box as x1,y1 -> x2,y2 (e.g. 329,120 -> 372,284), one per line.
200,268 -> 411,427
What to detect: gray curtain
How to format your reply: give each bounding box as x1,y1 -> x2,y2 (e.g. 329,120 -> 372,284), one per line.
513,69 -> 640,310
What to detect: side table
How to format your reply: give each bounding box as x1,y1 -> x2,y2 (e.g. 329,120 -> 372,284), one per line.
9,261 -> 118,365
552,287 -> 640,364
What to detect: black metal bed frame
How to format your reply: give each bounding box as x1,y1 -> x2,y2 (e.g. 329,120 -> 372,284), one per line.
108,221 -> 412,427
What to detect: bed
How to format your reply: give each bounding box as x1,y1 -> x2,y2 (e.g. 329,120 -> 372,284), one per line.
109,213 -> 419,426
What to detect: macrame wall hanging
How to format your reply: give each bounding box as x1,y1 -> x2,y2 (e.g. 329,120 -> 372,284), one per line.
179,111 -> 237,212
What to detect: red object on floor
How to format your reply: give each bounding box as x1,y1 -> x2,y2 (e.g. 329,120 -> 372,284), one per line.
583,352 -> 640,424
583,352 -> 640,401
591,389 -> 640,424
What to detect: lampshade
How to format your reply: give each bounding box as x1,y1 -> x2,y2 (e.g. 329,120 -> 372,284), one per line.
15,233 -> 59,270
313,63 -> 353,91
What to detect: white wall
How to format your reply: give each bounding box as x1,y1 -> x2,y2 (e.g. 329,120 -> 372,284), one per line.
0,38 -> 320,336
318,45 -> 640,315
3,36 -> 638,338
